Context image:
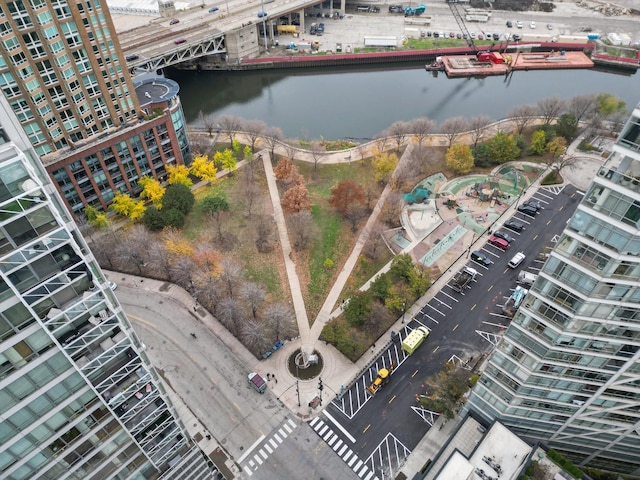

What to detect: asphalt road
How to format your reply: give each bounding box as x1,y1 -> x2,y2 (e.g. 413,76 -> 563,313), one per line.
322,183 -> 581,479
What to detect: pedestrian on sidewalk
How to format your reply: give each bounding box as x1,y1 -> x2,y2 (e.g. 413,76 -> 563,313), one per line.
273,375 -> 277,384
190,333 -> 197,339
267,373 -> 271,381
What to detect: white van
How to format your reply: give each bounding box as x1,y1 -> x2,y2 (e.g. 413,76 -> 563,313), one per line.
508,252 -> 526,269
518,270 -> 537,286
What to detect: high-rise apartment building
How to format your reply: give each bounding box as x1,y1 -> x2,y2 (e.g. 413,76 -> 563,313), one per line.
0,96 -> 214,478
465,104 -> 640,475
0,0 -> 189,215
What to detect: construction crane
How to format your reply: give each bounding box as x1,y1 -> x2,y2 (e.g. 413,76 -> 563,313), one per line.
446,0 -> 483,58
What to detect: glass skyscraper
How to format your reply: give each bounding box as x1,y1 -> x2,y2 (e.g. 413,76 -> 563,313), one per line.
0,95 -> 215,478
465,103 -> 640,475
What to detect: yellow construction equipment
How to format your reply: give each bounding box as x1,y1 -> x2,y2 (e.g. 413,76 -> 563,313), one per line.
366,361 -> 397,396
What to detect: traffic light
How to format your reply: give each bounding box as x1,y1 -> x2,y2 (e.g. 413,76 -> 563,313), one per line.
318,379 -> 323,391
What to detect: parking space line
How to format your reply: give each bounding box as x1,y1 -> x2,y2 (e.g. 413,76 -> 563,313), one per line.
425,303 -> 446,316
433,296 -> 453,309
483,320 -> 507,327
440,291 -> 459,303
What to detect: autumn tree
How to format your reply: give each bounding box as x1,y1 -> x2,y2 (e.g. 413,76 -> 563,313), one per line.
288,210 -> 317,251
139,176 -> 165,208
274,157 -> 302,187
215,149 -> 237,173
201,192 -> 230,240
83,205 -> 109,230
509,104 -> 538,134
372,152 -> 399,184
536,96 -> 566,125
468,115 -> 492,147
485,132 -> 520,164
166,164 -> 193,188
418,362 -> 475,419
445,144 -> 474,174
219,257 -> 242,298
528,130 -> 547,155
109,192 -> 145,222
546,136 -> 567,165
191,240 -> 223,290
409,117 -> 436,148
329,179 -> 366,216
281,184 -> 311,214
439,116 -> 469,147
189,155 -> 218,182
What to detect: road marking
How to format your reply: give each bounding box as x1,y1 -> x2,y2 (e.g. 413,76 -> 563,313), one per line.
559,205 -> 564,211
344,450 -> 353,461
127,313 -> 156,328
260,450 -> 267,460
237,434 -> 266,463
354,459 -> 363,472
333,439 -> 343,451
388,395 -> 396,404
318,425 -> 328,436
278,428 -> 287,438
287,418 -> 296,429
533,234 -> 538,240
328,435 -> 338,446
264,443 -> 273,454
348,455 -> 358,467
338,444 -> 348,456
546,220 -> 551,225
323,410 -> 357,443
364,471 -> 375,480
411,369 -> 419,378
363,424 -> 371,434
487,285 -> 493,291
433,345 -> 440,353
254,454 -> 263,465
323,429 -> 333,441
452,324 -> 459,332
273,433 -> 282,443
243,466 -> 253,476
470,304 -> 476,311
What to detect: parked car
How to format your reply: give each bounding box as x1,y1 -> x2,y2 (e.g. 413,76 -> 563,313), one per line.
504,219 -> 524,232
492,33 -> 500,41
469,32 -> 477,39
477,33 -> 484,40
512,33 -> 521,41
488,236 -> 509,250
108,281 -> 117,291
449,32 -> 455,38
518,204 -> 538,217
506,20 -> 513,28
523,199 -> 543,211
516,21 -> 523,28
125,54 -> 139,61
208,6 -> 219,12
257,10 -> 267,17
493,230 -> 515,244
470,251 -> 491,266
389,4 -> 404,13
547,23 -> 553,30
169,18 -> 180,25
456,32 -> 462,39
530,21 -> 536,29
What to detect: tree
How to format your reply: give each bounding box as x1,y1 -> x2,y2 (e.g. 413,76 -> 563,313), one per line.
409,117 -> 436,148
109,192 -> 145,222
263,302 -> 297,341
281,184 -> 311,214
217,296 -> 242,335
343,291 -> 372,327
536,96 -> 566,125
164,208 -> 186,229
344,203 -> 368,232
546,136 -> 567,165
219,257 -> 242,298
552,154 -> 580,175
263,126 -> 284,160
528,130 -> 547,155
387,120 -> 411,150
239,282 -> 266,319
567,93 -> 597,124
372,151 -> 398,183
555,113 -> 579,141
309,141 -> 326,174
468,115 -> 492,147
218,149 -> 237,173
216,115 -> 242,144
166,164 -> 193,188
83,205 -> 109,230
255,215 -> 274,253
419,362 -> 474,419
243,119 -> 266,152
115,225 -> 151,274
146,237 -> 173,281
485,132 -> 520,164
288,210 -> 317,251
139,176 -> 166,208
363,222 -> 387,261
445,144 -> 474,174
201,192 -> 230,240
142,205 -> 166,231
189,155 -> 218,182
439,116 -> 469,147
240,318 -> 270,355
198,110 -> 218,137
274,157 -> 302,187
329,179 -> 366,216
162,183 -> 195,215
192,240 -> 223,283
509,104 -> 538,134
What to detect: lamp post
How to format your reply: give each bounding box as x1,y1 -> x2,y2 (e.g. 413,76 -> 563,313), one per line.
402,300 -> 407,324
295,362 -> 301,407
261,0 -> 268,53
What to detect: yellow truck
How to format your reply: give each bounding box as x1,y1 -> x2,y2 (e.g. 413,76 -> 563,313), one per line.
401,326 -> 430,355
277,25 -> 298,34
367,361 -> 397,396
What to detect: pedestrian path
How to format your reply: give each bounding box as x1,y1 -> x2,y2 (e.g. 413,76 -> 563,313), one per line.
309,416 -> 379,480
240,418 -> 298,477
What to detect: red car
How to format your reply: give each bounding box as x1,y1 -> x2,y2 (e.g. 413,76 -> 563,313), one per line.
488,236 -> 509,250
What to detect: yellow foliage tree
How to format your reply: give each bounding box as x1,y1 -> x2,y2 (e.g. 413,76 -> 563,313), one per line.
162,228 -> 194,257
139,176 -> 165,208
445,144 -> 474,174
109,192 -> 146,221
372,152 -> 399,183
166,164 -> 193,188
189,155 -> 218,182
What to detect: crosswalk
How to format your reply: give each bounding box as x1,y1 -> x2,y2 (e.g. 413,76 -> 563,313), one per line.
242,418 -> 297,477
309,416 -> 379,480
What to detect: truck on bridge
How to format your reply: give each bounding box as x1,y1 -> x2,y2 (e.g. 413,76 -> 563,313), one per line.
452,266 -> 478,293
502,286 -> 528,317
367,361 -> 397,396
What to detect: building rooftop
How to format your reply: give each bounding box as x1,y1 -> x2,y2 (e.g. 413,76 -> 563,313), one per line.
134,77 -> 181,107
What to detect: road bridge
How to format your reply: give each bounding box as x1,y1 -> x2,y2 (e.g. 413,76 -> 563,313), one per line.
117,0 -> 346,71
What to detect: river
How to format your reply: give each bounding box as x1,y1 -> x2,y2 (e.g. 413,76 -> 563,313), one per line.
167,63 -> 639,140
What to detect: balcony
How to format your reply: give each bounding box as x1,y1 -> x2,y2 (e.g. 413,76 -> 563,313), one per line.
598,154 -> 640,195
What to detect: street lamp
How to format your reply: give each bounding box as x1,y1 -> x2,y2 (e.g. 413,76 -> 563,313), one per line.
260,0 -> 268,53
402,300 -> 407,323
295,361 -> 301,407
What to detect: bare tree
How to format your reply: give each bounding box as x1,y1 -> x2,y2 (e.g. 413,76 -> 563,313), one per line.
263,126 -> 284,161
568,93 -> 597,125
198,110 -> 218,137
373,135 -> 390,154
356,143 -> 368,161
409,117 -> 436,148
379,191 -> 403,227
553,154 -> 580,175
468,115 -> 493,147
537,96 -> 566,125
193,272 -> 222,312
115,225 -> 151,275
344,203 -> 368,232
255,215 -> 274,253
439,116 -> 469,147
508,104 -> 538,134
363,221 -> 388,260
309,141 -> 326,174
387,120 -> 411,150
217,296 -> 242,335
219,257 -> 242,298
240,318 -> 270,355
88,227 -> 119,269
288,210 -> 318,251
283,141 -> 298,162
263,302 -> 297,341
146,236 -> 173,281
240,282 -> 266,319
243,119 -> 266,152
169,255 -> 195,290
216,115 -> 242,144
